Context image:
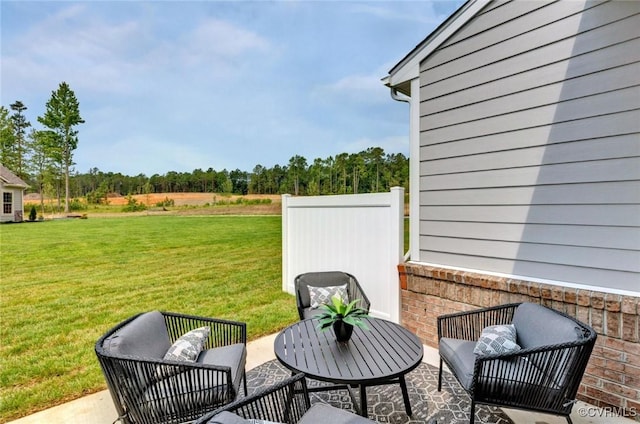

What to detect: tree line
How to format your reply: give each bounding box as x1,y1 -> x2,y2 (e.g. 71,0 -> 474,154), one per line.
2,84 -> 408,210
72,149 -> 408,202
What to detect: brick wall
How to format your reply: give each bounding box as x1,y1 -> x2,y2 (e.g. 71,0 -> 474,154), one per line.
398,263 -> 640,421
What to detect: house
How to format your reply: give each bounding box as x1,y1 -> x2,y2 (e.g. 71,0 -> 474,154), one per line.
383,0 -> 639,415
0,164 -> 28,222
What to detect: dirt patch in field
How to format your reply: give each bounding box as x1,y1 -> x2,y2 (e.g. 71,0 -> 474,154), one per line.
104,192 -> 280,207
24,193 -> 283,217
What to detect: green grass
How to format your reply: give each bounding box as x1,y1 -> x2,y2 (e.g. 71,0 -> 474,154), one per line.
0,215 -> 297,422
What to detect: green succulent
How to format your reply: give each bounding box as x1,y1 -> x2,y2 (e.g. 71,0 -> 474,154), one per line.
317,295 -> 369,331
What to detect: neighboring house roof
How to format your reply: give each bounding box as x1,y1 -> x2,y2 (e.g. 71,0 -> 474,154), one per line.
0,164 -> 28,189
382,0 -> 489,95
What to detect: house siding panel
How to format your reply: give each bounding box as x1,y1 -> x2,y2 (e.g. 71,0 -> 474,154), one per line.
417,0 -> 640,293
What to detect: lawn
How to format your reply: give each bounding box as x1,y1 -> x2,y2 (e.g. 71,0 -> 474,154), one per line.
0,215 -> 297,422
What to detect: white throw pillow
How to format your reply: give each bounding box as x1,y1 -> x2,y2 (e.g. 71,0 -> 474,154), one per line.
473,324 -> 521,355
308,284 -> 348,309
164,326 -> 210,361
156,326 -> 210,379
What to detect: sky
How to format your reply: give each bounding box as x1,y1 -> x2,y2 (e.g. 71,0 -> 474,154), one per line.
2,0 -> 464,177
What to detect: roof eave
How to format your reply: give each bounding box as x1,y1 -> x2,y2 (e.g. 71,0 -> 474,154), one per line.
384,0 -> 490,94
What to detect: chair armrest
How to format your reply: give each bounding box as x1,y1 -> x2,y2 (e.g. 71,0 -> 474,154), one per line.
163,311 -> 247,348
295,290 -> 306,320
351,279 -> 371,313
195,374 -> 310,424
437,303 -> 519,341
473,335 -> 596,391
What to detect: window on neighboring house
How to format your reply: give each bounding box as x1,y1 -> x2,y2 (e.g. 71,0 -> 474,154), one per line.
3,192 -> 12,214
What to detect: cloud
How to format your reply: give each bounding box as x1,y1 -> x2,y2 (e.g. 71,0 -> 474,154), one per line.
312,72 -> 390,105
350,3 -> 444,25
77,135 -> 222,176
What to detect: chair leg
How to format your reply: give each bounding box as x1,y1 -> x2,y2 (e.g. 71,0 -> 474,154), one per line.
243,369 -> 248,396
438,358 -> 443,391
566,416 -> 573,424
469,399 -> 476,424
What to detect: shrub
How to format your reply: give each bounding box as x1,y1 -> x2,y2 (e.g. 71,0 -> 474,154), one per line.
28,206 -> 37,221
155,197 -> 174,207
69,198 -> 87,211
122,195 -> 147,212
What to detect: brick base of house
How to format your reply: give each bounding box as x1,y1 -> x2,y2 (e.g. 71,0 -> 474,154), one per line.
398,262 -> 640,421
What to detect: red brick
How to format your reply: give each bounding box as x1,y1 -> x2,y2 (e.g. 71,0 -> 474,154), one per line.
577,306 -> 590,325
626,399 -> 640,416
528,282 -> 541,298
592,292 -> 605,309
508,280 -> 520,293
592,309 -> 604,333
577,289 -> 592,307
564,288 -> 577,304
626,364 -> 640,379
585,386 -> 624,406
606,312 -> 621,338
602,346 -> 625,362
517,282 -> 529,295
552,286 -> 564,301
605,294 -> 622,312
540,284 -> 552,299
494,277 -> 508,292
590,365 -> 620,383
580,374 -> 600,388
602,381 -> 637,398
605,337 -> 627,351
621,296 -> 639,315
622,314 -> 639,342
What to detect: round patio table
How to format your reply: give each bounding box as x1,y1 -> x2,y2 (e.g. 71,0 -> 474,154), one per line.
274,317 -> 423,418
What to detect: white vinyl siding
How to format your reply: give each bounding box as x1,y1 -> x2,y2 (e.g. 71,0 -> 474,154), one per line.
417,0 -> 640,292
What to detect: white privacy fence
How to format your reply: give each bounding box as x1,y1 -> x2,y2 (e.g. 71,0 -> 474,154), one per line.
282,187 -> 405,323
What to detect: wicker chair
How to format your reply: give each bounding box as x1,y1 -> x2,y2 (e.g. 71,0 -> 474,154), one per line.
294,271 -> 370,320
437,302 -> 596,424
95,311 -> 247,424
194,373 -> 376,424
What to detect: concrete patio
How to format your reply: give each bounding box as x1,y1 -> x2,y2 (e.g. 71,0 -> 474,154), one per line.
7,334 -> 635,424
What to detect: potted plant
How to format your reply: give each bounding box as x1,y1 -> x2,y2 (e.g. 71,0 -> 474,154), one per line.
317,295 -> 369,342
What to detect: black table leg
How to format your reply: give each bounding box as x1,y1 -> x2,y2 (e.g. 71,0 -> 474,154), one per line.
400,375 -> 412,416
359,384 -> 368,417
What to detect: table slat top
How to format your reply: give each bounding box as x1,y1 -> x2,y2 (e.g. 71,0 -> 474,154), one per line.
274,317 -> 423,385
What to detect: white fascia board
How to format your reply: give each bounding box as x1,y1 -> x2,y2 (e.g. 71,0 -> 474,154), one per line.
385,0 -> 490,90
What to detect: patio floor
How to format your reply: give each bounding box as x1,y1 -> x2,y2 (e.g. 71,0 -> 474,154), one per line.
7,334 -> 635,424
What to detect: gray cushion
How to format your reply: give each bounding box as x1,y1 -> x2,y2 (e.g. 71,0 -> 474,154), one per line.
207,411 -> 250,424
439,337 -> 477,390
103,311 -> 171,359
297,272 -> 352,308
206,412 -> 283,424
143,343 -> 247,412
512,303 -> 583,349
198,343 -> 247,386
440,337 -> 549,392
299,403 -> 376,424
302,307 -> 325,319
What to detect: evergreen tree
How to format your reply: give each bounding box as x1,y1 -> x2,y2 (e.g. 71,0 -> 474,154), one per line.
37,82 -> 84,213
9,100 -> 31,180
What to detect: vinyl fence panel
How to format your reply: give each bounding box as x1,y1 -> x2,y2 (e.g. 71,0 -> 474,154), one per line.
282,187 -> 404,322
